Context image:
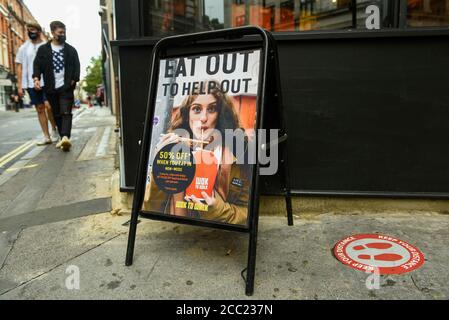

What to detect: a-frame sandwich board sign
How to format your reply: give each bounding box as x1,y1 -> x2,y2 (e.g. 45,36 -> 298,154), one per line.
125,26 -> 293,296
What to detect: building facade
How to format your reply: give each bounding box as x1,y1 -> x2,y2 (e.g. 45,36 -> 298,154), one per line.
99,0 -> 120,122
0,0 -> 42,110
106,0 -> 449,198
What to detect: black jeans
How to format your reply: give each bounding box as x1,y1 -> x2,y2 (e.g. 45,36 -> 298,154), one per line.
46,88 -> 74,139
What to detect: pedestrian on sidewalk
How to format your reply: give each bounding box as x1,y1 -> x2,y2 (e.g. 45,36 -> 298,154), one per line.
87,95 -> 93,108
15,22 -> 57,145
10,94 -> 19,112
13,94 -> 23,112
96,86 -> 104,107
33,21 -> 80,152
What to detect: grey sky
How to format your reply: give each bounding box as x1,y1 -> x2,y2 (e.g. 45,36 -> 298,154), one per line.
205,0 -> 224,23
24,0 -> 102,79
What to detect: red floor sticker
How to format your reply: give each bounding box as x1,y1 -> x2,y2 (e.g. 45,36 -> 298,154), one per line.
333,234 -> 425,274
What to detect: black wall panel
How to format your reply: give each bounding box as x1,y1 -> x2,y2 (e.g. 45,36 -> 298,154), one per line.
271,35 -> 449,196
118,46 -> 154,188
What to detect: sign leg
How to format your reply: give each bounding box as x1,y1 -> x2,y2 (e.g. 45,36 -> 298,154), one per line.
245,219 -> 259,296
125,209 -> 140,266
285,189 -> 294,226
280,142 -> 294,226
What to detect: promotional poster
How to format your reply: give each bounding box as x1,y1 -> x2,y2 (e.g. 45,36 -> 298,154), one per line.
142,49 -> 261,226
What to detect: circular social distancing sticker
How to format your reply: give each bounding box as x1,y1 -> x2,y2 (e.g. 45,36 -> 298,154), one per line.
333,234 -> 425,275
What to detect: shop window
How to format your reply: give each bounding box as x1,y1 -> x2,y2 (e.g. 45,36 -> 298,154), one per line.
278,0 -> 294,31
355,0 -> 391,29
235,14 -> 245,27
262,5 -> 275,31
407,0 -> 449,27
140,0 -> 449,37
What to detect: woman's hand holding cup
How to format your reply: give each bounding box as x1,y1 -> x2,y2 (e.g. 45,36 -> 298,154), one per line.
184,192 -> 217,208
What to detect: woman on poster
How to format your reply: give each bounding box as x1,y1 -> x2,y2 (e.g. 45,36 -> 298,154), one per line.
143,81 -> 253,226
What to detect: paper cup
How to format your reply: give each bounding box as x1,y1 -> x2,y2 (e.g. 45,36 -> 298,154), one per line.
186,149 -> 219,200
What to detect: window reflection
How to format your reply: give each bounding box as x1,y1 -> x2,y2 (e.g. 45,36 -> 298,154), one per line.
407,0 -> 449,27
141,0 -> 449,37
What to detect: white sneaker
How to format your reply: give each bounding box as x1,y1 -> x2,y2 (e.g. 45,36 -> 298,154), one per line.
51,129 -> 59,142
37,137 -> 52,146
60,136 -> 72,152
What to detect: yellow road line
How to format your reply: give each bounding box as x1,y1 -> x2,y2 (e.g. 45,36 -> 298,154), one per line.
0,141 -> 34,163
0,141 -> 35,168
0,141 -> 31,162
5,163 -> 39,173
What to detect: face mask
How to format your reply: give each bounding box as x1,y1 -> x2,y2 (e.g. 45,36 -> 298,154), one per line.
57,35 -> 66,44
28,32 -> 38,40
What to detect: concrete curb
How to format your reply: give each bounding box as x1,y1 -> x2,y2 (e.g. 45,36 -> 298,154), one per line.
111,170 -> 133,215
110,168 -> 449,217
259,196 -> 449,217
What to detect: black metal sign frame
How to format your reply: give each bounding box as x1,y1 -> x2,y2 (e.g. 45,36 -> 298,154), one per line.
125,26 -> 293,296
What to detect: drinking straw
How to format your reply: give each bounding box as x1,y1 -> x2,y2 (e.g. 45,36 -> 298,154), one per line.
159,134 -> 212,145
201,129 -> 204,149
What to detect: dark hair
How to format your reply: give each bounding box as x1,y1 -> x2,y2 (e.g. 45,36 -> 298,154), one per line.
50,21 -> 66,32
26,22 -> 42,32
169,80 -> 242,137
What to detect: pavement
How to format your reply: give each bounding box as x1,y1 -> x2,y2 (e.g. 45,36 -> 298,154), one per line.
0,105 -> 449,300
0,106 -> 115,222
0,212 -> 448,300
